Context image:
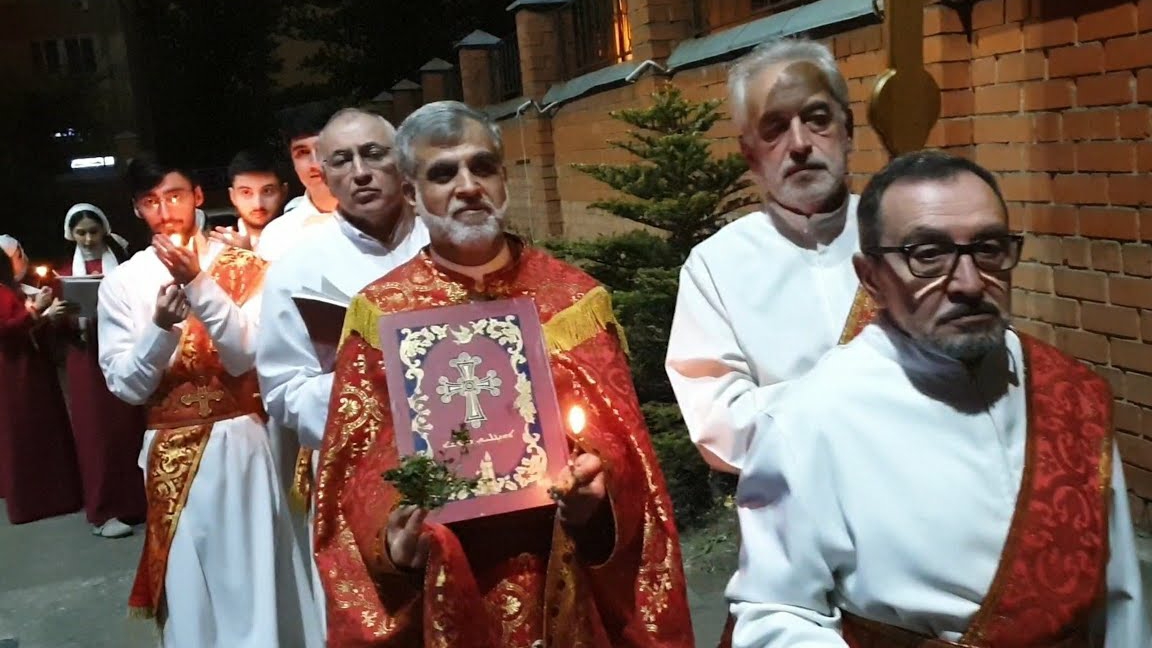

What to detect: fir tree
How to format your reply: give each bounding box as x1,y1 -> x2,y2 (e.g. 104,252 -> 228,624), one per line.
547,87 -> 754,528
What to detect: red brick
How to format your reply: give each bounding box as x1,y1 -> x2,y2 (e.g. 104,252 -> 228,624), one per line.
1052,174 -> 1109,206
1141,143 -> 1152,172
1006,0 -> 1030,22
1023,80 -> 1075,110
1080,206 -> 1140,240
1023,235 -> 1063,264
924,34 -> 971,64
997,51 -> 1046,82
1110,175 -> 1151,207
1077,4 -> 1138,42
1112,276 -> 1152,308
1054,267 -> 1108,301
1077,142 -> 1136,173
1113,339 -> 1152,372
1143,311 -> 1152,340
1139,69 -> 1152,104
1142,0 -> 1152,33
998,173 -> 1052,202
1048,43 -> 1104,79
924,4 -> 966,36
1122,244 -> 1152,277
1124,463 -> 1152,500
1030,292 -> 1080,327
972,115 -> 1036,142
972,0 -> 1005,30
925,118 -> 974,148
839,51 -> 885,80
1091,239 -> 1123,272
972,57 -> 997,86
1143,210 -> 1152,241
1096,365 -> 1127,397
940,89 -> 975,118
1032,112 -> 1062,142
1083,302 -> 1140,337
1024,18 -> 1076,50
1118,107 -> 1152,139
1118,434 -> 1152,475
975,143 -> 1024,170
1013,261 -> 1054,291
1024,143 -> 1076,172
1055,327 -> 1110,363
1063,237 -> 1090,268
974,84 -> 1021,114
925,61 -> 972,91
974,25 -> 1024,57
1125,372 -> 1152,407
1062,109 -> 1118,141
851,149 -> 887,174
1023,204 -> 1078,235
1016,319 -> 1056,344
1103,34 -> 1152,72
1116,401 -> 1142,433
1076,73 -> 1135,107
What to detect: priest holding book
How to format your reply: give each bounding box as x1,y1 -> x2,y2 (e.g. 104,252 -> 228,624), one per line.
315,101 -> 693,647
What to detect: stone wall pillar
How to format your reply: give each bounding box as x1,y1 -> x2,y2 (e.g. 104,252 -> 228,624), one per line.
628,0 -> 696,61
420,58 -> 457,104
457,29 -> 502,108
391,79 -> 423,122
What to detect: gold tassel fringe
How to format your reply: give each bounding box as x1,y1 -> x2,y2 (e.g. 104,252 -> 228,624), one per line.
543,286 -> 628,356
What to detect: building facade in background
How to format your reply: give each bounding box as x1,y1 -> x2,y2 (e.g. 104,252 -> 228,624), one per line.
361,0 -> 1152,525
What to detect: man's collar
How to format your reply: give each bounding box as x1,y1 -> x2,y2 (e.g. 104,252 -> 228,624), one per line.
421,234 -> 525,293
765,192 -> 851,250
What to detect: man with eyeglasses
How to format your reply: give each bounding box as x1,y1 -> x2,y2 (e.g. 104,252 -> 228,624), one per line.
728,151 -> 1148,648
255,108 -> 429,636
96,155 -> 321,646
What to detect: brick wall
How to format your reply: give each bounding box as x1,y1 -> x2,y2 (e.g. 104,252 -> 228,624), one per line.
462,0 -> 1152,522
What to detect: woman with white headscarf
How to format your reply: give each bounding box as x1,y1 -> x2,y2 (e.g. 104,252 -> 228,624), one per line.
57,203 -> 147,538
0,234 -> 83,524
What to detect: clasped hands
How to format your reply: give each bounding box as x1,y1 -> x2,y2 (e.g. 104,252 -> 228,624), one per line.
383,452 -> 607,572
153,234 -> 201,286
208,226 -> 252,251
27,287 -> 73,320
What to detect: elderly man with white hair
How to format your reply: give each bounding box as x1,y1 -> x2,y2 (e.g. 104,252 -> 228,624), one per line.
666,37 -> 873,477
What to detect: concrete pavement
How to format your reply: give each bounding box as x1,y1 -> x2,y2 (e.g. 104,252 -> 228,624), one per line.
1,509 -> 1148,648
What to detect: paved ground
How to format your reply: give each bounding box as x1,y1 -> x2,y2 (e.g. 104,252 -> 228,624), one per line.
0,509 -> 1147,648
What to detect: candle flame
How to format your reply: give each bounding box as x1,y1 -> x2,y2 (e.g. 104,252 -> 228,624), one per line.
567,406 -> 586,436
169,234 -> 184,247
34,266 -> 48,277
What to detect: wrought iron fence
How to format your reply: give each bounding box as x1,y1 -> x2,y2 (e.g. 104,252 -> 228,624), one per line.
565,0 -> 631,77
491,34 -> 523,101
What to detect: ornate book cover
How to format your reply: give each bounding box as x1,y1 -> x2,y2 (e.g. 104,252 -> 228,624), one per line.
378,296 -> 569,524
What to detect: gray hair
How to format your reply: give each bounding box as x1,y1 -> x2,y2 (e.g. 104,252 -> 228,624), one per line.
727,37 -> 850,133
395,101 -> 504,178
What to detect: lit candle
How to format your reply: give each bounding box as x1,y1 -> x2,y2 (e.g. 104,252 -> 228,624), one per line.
567,405 -> 587,440
169,234 -> 184,247
34,266 -> 48,279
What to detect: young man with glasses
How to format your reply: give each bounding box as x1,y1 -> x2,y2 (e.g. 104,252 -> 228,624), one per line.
96,155 -> 321,647
255,108 -> 429,637
728,151 -> 1148,647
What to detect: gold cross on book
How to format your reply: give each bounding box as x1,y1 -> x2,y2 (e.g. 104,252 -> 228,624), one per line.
180,385 -> 225,417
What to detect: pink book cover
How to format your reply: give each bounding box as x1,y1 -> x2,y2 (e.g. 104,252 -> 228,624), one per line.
378,296 -> 569,524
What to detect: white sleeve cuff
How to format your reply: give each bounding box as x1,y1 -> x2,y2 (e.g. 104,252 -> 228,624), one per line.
139,320 -> 181,366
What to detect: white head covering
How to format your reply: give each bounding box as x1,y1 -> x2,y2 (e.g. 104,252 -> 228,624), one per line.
196,208 -> 206,232
0,234 -> 31,286
64,202 -> 128,276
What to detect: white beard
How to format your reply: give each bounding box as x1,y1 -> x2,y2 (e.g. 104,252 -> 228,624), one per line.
415,193 -> 507,250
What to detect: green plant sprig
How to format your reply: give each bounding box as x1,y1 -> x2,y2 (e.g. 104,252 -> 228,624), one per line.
383,423 -> 479,510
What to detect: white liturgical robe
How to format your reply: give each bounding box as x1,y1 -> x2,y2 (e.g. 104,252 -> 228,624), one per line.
97,235 -> 321,648
729,323 -> 1148,648
255,192 -> 334,262
256,213 -> 429,633
666,196 -> 860,474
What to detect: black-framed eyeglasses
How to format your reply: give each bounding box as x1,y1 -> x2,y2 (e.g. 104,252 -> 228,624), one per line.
864,234 -> 1024,279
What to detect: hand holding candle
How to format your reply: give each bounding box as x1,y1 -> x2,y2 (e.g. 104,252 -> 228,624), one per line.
549,405 -> 608,527
154,234 -> 201,285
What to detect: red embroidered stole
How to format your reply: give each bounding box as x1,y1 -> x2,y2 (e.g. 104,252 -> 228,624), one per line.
315,247 -> 694,647
839,285 -> 877,344
842,334 -> 1113,648
128,247 -> 267,619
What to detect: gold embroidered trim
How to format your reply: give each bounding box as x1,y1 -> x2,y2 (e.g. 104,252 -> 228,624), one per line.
542,286 -> 627,356
340,294 -> 386,350
289,447 -> 313,512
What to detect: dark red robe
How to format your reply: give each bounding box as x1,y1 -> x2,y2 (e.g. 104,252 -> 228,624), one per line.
0,283 -> 83,523
56,259 -> 147,526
